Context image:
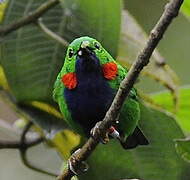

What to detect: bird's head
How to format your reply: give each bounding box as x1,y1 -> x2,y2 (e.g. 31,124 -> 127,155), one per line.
61,37 -> 118,89
66,36 -> 106,73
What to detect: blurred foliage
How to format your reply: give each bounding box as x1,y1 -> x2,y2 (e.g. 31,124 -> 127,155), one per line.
73,103 -> 190,180
181,0 -> 190,19
152,87 -> 190,133
0,1 -> 7,22
126,0 -> 190,91
0,0 -> 121,103
47,129 -> 80,159
0,0 -> 190,180
0,66 -> 9,90
175,138 -> 190,164
118,10 -> 179,97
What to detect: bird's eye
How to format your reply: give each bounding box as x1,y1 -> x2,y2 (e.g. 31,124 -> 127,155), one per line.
68,49 -> 74,59
94,42 -> 100,50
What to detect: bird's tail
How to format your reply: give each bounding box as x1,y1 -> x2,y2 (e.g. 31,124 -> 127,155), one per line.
119,127 -> 149,149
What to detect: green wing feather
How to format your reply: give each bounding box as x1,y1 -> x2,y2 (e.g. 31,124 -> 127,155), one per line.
96,45 -> 140,137
105,58 -> 140,137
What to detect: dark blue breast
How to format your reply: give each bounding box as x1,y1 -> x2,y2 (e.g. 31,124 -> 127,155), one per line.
64,63 -> 115,136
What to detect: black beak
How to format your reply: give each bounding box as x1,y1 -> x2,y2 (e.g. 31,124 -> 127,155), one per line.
77,47 -> 94,58
76,47 -> 100,72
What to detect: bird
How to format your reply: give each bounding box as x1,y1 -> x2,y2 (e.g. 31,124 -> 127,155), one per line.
53,36 -> 149,150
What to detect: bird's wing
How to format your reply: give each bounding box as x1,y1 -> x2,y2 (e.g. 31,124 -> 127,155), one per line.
107,61 -> 140,134
53,72 -> 63,102
108,62 -> 138,101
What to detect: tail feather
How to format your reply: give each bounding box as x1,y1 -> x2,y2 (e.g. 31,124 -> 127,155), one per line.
120,127 -> 149,149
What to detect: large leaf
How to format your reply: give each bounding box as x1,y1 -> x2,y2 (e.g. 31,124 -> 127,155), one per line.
60,0 -> 121,57
19,103 -> 66,135
0,64 -> 67,133
0,0 -> 121,103
0,87 -> 67,135
52,103 -> 189,180
118,10 -> 179,101
151,86 -> 190,133
79,103 -> 190,180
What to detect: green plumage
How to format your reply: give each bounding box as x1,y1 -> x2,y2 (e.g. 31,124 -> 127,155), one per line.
53,36 -> 148,149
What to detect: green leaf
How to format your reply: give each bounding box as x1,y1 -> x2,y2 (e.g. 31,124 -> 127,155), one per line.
181,0 -> 190,19
50,103 -> 188,180
0,65 -> 10,90
19,104 -> 67,135
0,88 -> 66,134
0,1 -> 8,22
151,86 -> 190,133
78,103 -> 189,180
1,0 -> 121,103
60,0 -> 121,57
48,129 -> 81,159
118,10 -> 179,100
175,138 -> 190,163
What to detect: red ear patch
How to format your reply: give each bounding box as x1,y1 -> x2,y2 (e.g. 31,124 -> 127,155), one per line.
102,62 -> 118,80
61,72 -> 77,89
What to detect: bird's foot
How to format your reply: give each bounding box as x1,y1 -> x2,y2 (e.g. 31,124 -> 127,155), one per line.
68,149 -> 89,175
90,121 -> 109,144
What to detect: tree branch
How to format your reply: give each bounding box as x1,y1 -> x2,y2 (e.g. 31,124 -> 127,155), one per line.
0,0 -> 59,36
0,121 -> 58,176
19,121 -> 58,177
20,147 -> 58,177
57,0 -> 184,179
0,121 -> 43,149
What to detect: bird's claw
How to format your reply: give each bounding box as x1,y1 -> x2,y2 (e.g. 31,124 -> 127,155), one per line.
90,121 -> 109,144
68,149 -> 89,175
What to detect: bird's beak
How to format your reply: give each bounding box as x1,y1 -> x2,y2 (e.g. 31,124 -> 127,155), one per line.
81,41 -> 90,48
77,41 -> 100,72
78,41 -> 93,57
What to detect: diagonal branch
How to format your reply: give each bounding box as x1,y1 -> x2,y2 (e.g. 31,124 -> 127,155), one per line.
57,0 -> 184,179
0,0 -> 60,36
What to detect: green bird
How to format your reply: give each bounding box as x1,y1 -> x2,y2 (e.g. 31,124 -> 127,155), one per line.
53,36 -> 148,149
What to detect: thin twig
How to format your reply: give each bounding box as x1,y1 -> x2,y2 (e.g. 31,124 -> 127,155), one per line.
19,121 -> 58,177
0,121 -> 43,149
0,140 -> 24,149
0,121 -> 57,176
36,18 -> 69,46
0,0 -> 59,36
20,149 -> 58,177
20,121 -> 33,144
0,120 -> 44,150
57,0 -> 184,179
